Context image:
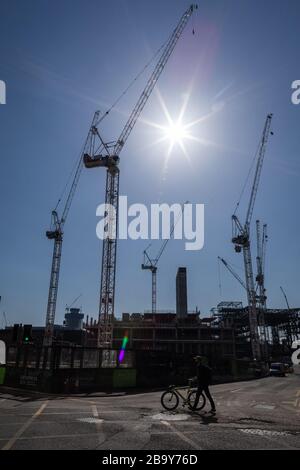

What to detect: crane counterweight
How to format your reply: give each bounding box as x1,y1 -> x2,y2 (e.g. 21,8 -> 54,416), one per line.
83,154 -> 119,169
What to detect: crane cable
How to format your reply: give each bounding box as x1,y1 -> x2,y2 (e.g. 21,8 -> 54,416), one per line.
53,139 -> 87,214
96,10 -> 197,126
218,257 -> 222,297
95,33 -> 173,126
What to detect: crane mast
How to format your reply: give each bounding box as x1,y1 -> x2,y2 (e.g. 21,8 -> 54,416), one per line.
256,220 -> 268,310
255,220 -> 269,349
231,114 -> 273,360
44,111 -> 100,346
142,203 -> 186,313
142,249 -> 158,314
83,5 -> 197,348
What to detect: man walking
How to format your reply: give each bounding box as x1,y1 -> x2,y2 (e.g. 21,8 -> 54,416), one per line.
192,356 -> 216,415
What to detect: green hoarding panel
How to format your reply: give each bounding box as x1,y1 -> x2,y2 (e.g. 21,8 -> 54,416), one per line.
113,368 -> 136,388
0,367 -> 6,385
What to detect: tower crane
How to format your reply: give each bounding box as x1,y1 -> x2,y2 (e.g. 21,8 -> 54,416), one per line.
255,220 -> 269,347
219,222 -> 269,345
142,203 -> 186,313
219,230 -> 268,302
231,114 -> 273,360
82,5 -> 198,348
44,111 -> 100,346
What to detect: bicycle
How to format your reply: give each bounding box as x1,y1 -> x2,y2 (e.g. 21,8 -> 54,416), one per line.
161,378 -> 206,411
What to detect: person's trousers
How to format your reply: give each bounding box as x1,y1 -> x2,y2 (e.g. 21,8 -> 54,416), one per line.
193,384 -> 216,411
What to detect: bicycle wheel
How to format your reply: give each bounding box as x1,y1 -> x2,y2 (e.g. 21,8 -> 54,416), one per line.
161,390 -> 179,411
187,390 -> 206,411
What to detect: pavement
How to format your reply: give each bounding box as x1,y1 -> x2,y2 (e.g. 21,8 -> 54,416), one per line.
0,367 -> 299,450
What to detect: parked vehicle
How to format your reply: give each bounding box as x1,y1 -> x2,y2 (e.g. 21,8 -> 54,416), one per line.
269,362 -> 285,377
284,363 -> 294,374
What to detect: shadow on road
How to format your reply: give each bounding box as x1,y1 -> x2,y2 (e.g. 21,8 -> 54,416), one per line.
190,411 -> 219,425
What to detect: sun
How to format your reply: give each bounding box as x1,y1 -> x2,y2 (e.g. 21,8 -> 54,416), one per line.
163,121 -> 189,145
138,86 -> 222,169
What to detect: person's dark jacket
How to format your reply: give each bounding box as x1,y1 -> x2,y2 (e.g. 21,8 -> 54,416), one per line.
196,364 -> 212,386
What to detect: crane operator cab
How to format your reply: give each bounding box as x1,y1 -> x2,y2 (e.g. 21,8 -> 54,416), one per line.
83,154 -> 119,169
46,230 -> 62,240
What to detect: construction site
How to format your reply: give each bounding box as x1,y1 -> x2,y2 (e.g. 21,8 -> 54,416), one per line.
0,3 -> 299,394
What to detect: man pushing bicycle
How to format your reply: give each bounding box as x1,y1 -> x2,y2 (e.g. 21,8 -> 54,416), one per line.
192,356 -> 216,415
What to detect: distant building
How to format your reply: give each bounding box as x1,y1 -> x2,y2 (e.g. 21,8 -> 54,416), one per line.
64,308 -> 84,330
176,267 -> 187,319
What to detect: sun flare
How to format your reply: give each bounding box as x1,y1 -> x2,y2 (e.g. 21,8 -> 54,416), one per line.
163,121 -> 189,145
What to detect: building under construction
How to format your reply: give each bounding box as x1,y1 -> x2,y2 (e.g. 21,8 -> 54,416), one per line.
211,301 -> 300,359
84,310 -> 234,357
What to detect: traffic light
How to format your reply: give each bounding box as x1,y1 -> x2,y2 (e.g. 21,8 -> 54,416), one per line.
22,324 -> 32,344
12,324 -> 20,343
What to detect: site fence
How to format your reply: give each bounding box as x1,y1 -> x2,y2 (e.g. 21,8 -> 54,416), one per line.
5,344 -> 135,370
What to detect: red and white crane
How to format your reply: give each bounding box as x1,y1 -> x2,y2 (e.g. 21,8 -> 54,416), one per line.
44,112 -> 100,346
231,114 -> 273,360
83,5 -> 198,347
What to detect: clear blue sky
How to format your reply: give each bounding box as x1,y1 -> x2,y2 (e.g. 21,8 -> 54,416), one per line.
0,0 -> 299,327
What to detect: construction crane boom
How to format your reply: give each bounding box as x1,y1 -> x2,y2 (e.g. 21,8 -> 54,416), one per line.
83,5 -> 198,347
44,112 -> 99,346
218,257 -> 247,291
280,286 -> 290,310
245,115 -> 273,230
231,114 -> 273,360
113,5 -> 197,156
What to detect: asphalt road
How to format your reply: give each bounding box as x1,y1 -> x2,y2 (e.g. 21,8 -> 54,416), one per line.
0,367 -> 299,450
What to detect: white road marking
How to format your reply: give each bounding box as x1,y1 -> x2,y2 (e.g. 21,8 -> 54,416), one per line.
152,413 -> 189,421
2,401 -> 48,450
77,417 -> 104,424
254,404 -> 275,410
161,420 -> 201,450
91,404 -> 106,445
239,428 -> 300,450
239,429 -> 289,437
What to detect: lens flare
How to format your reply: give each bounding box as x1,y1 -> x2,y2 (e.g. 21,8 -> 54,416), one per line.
118,332 -> 129,363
